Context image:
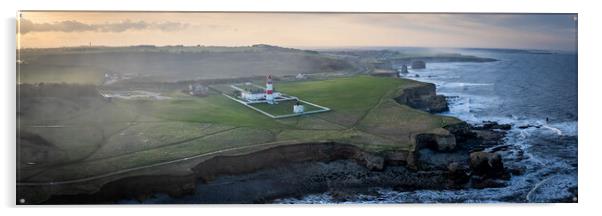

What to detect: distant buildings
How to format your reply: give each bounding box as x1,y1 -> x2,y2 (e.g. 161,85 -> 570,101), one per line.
103,73 -> 135,85
103,73 -> 119,85
188,83 -> 209,96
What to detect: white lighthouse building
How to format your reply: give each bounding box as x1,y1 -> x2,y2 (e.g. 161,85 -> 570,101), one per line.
265,75 -> 275,104
237,74 -> 281,103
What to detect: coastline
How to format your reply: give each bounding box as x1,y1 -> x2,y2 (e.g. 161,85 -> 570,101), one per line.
17,79 -> 514,204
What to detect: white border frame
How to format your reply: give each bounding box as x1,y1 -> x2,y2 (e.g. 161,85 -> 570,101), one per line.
3,0 -> 601,215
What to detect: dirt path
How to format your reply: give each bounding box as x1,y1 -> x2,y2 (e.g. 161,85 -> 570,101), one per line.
20,124 -> 239,182
17,140 -> 308,186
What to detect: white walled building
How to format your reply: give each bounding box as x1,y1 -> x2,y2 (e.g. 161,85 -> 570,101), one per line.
239,75 -> 282,102
293,104 -> 305,114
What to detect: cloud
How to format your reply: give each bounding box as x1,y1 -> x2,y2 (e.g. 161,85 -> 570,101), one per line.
18,19 -> 189,34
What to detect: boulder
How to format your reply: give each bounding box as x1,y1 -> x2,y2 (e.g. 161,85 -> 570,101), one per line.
355,152 -> 384,171
406,153 -> 418,170
447,162 -> 469,186
400,64 -> 409,73
411,60 -> 426,69
444,122 -> 477,142
479,121 -> 512,130
426,95 -> 449,113
473,130 -> 505,145
469,151 -> 505,177
415,134 -> 457,152
395,83 -> 449,113
435,135 -> 457,151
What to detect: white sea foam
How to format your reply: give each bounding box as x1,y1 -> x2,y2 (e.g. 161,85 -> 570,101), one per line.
548,121 -> 578,137
280,56 -> 578,203
442,82 -> 494,88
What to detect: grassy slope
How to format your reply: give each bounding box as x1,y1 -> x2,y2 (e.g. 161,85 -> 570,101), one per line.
18,46 -> 353,83
18,75 -> 460,181
18,64 -> 108,85
249,100 -> 324,116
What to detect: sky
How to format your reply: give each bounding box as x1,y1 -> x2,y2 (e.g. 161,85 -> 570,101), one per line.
17,12 -> 578,51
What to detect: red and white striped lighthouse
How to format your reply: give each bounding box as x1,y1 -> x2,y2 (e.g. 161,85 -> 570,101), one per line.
265,75 -> 275,104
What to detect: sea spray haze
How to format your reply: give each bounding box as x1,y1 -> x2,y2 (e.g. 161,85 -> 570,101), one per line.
17,12 -> 577,204
276,48 -> 578,203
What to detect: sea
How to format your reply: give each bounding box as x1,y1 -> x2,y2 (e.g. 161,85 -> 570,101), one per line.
275,49 -> 578,203
119,49 -> 578,204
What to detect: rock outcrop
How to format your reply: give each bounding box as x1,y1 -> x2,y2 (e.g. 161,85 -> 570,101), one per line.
469,151 -> 505,178
193,142 -> 387,183
447,162 -> 470,186
400,64 -> 409,73
474,121 -> 512,130
415,133 -> 457,152
444,122 -> 477,143
395,83 -> 449,113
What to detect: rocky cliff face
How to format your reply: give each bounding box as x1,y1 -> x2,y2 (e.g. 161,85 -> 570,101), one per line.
22,81 -> 514,204
395,83 -> 449,113
415,133 -> 457,152
36,142 -> 401,204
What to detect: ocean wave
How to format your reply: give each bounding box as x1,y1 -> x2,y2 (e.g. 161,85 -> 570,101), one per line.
526,174 -> 577,202
547,121 -> 578,136
441,82 -> 494,89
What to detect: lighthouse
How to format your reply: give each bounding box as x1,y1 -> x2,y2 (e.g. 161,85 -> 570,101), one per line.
265,75 -> 275,104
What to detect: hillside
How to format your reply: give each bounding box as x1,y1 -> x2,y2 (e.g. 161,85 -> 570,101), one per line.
17,75 -> 460,203
17,45 -> 356,84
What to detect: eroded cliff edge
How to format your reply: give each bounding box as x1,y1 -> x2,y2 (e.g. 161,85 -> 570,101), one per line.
394,82 -> 449,113
17,81 -> 512,204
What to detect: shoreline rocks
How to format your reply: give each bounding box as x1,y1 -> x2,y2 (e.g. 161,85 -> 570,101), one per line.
415,134 -> 457,152
21,81 -> 516,204
395,83 -> 449,113
34,119 -> 512,204
474,121 -> 512,130
469,151 -> 505,178
447,162 -> 470,186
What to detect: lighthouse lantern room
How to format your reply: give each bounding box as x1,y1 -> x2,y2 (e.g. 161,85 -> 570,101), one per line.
265,75 -> 275,104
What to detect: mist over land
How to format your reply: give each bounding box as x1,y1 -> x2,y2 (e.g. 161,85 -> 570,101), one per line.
16,13 -> 577,203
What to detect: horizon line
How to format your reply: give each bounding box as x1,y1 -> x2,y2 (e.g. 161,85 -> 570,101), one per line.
16,44 -> 577,52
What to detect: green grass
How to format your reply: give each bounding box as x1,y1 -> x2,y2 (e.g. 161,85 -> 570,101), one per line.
18,64 -> 106,85
249,100 -> 325,116
18,75 -> 462,182
130,95 -> 288,129
276,76 -> 420,112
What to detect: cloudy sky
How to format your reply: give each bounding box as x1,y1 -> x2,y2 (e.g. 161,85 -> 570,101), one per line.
17,12 -> 577,51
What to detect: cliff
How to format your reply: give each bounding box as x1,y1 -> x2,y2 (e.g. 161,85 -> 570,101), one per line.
17,77 -> 503,204
394,82 -> 449,113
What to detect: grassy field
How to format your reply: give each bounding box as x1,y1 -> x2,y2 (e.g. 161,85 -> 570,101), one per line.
18,46 -> 354,83
18,75 -> 460,181
18,64 -> 107,85
249,100 -> 325,116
